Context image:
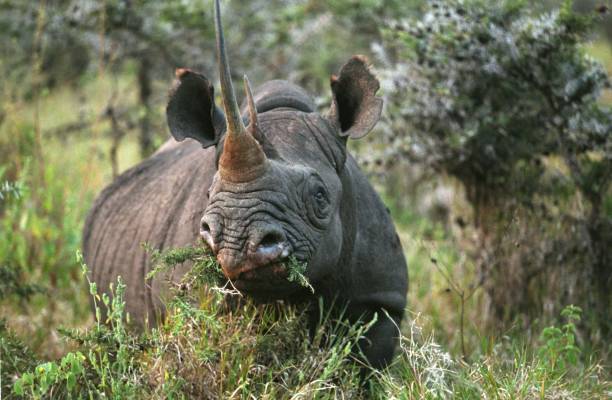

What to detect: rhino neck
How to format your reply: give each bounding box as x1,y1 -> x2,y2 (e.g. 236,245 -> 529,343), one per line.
324,160 -> 358,294
343,161 -> 359,246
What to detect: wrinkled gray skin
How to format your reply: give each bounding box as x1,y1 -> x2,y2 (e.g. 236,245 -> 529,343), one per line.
83,9 -> 407,369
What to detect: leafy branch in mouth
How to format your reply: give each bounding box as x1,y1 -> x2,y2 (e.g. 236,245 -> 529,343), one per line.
285,256 -> 314,293
144,243 -> 224,286
144,244 -> 314,293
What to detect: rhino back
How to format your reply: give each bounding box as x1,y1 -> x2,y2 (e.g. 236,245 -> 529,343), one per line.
241,80 -> 316,115
82,140 -> 215,323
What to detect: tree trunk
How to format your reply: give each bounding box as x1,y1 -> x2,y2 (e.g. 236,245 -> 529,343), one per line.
138,52 -> 154,158
464,181 -> 612,343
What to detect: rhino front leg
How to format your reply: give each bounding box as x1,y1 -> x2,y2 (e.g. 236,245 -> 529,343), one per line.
307,301 -> 402,373
357,311 -> 402,371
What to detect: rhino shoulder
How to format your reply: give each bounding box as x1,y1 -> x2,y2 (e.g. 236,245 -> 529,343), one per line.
342,155 -> 409,316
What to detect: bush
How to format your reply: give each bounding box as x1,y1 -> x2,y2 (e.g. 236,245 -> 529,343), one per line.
379,0 -> 611,190
0,320 -> 39,397
375,0 -> 612,339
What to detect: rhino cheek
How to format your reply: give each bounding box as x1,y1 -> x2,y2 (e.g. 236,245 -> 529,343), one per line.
305,212 -> 343,282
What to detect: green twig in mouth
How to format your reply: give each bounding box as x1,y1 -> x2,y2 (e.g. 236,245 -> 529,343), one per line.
144,243 -> 224,286
285,256 -> 314,293
145,243 -> 314,294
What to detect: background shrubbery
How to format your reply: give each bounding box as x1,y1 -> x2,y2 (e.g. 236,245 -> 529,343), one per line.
1,0 -> 610,398
375,0 -> 612,342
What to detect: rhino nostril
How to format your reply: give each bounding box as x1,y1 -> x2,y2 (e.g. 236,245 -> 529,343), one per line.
251,228 -> 291,266
200,220 -> 215,251
259,231 -> 284,248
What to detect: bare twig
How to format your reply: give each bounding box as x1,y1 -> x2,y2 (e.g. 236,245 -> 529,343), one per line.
425,243 -> 479,361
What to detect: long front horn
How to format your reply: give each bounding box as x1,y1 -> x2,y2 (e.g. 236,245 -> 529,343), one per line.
215,0 -> 267,183
214,0 -> 244,136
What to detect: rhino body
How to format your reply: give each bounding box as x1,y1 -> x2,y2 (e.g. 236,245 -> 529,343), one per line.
83,0 -> 407,369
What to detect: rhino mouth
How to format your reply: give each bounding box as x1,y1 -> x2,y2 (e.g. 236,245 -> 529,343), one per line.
230,259 -> 307,295
236,262 -> 288,282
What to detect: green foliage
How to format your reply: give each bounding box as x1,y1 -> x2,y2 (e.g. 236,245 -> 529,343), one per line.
0,161 -> 90,318
538,305 -> 582,374
13,249 -> 367,398
12,353 -> 87,398
381,0 -> 611,195
372,307 -> 608,399
0,170 -> 43,304
285,255 -> 314,293
9,252 -> 610,398
146,244 -> 315,293
373,0 -> 612,340
14,257 -> 149,398
144,244 -> 223,284
0,320 -> 39,397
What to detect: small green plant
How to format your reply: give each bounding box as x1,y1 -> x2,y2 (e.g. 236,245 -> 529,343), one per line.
146,243 -> 315,293
144,243 -> 223,285
537,305 -> 582,374
13,252 -> 147,398
0,320 -> 40,396
11,247 -> 368,398
12,352 -> 87,398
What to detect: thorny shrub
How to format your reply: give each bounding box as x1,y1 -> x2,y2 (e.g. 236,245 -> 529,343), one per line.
369,0 -> 612,338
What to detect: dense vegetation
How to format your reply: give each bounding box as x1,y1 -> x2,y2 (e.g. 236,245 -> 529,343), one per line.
1,0 -> 610,398
375,0 -> 612,341
5,248 -> 608,398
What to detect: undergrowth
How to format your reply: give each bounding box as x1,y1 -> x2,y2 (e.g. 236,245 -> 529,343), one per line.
10,248 -> 366,398
6,248 -> 610,399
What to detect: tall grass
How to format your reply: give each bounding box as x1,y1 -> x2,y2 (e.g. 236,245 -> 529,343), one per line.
7,247 -> 609,398
0,67 -> 141,361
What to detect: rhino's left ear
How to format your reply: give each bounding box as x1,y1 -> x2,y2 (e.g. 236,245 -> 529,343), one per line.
328,55 -> 383,140
167,68 -> 226,148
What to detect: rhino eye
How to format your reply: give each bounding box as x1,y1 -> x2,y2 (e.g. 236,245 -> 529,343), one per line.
311,185 -> 330,217
314,188 -> 327,203
303,176 -> 331,228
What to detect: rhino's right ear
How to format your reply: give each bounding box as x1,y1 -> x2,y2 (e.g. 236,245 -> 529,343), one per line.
328,55 -> 383,140
166,68 -> 226,148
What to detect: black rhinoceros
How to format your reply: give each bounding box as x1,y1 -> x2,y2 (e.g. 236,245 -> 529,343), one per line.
83,0 -> 408,369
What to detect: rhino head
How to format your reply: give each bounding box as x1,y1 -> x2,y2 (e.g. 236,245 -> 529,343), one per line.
166,0 -> 383,297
